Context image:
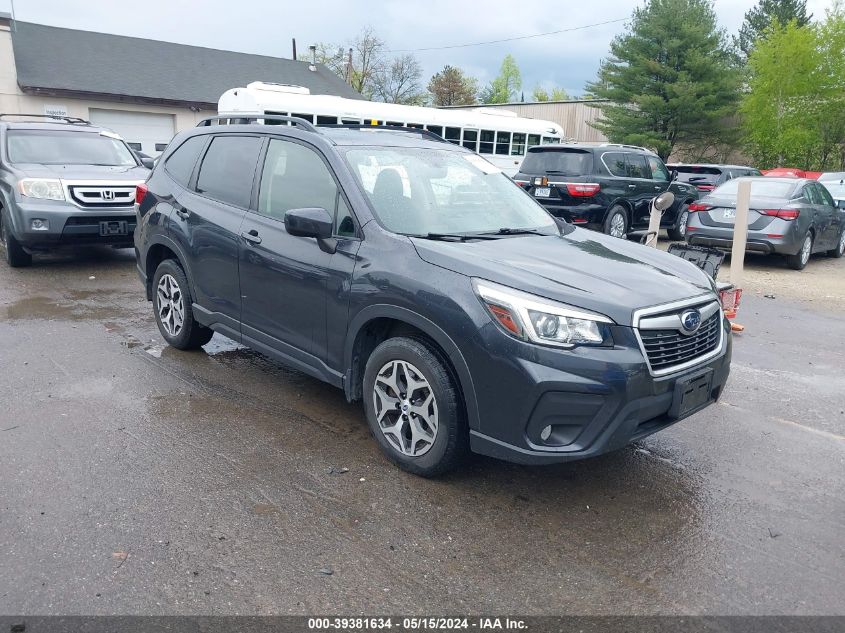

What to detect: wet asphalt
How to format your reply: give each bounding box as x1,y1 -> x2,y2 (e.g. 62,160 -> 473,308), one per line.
0,246 -> 842,616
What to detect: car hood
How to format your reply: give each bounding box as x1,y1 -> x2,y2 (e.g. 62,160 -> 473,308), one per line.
12,163 -> 149,181
411,229 -> 714,326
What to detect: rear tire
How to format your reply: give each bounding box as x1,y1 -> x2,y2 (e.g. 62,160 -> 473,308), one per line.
363,337 -> 468,477
786,232 -> 813,270
0,211 -> 33,268
603,205 -> 628,238
151,259 -> 214,350
827,228 -> 845,258
667,205 -> 690,241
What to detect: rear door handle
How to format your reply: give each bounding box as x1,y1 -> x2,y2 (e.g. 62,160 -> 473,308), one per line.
241,229 -> 262,245
175,208 -> 190,219
628,184 -> 637,189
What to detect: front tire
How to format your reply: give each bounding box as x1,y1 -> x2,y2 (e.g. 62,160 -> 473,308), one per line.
151,259 -> 214,349
667,205 -> 690,241
786,232 -> 813,270
827,228 -> 845,258
0,211 -> 33,268
603,205 -> 628,238
363,337 -> 468,477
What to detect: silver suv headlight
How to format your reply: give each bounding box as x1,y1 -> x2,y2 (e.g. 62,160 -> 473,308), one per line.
18,178 -> 65,201
473,279 -> 614,348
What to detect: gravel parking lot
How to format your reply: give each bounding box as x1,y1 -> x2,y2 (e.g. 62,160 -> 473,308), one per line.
0,243 -> 843,616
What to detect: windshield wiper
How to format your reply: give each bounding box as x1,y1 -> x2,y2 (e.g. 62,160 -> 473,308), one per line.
480,227 -> 552,236
410,232 -> 499,242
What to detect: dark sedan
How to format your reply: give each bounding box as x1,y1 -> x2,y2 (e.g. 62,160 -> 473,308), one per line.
685,177 -> 845,270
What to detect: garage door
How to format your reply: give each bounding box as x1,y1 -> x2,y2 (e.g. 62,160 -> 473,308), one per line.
89,109 -> 175,157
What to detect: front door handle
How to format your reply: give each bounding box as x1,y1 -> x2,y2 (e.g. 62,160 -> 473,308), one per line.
175,208 -> 190,219
628,184 -> 637,189
241,229 -> 262,245
655,185 -> 662,190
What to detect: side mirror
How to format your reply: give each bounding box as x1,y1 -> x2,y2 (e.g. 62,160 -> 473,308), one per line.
140,157 -> 155,169
284,207 -> 333,240
654,191 -> 675,211
837,199 -> 845,210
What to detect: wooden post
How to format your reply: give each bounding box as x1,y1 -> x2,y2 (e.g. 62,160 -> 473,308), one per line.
645,201 -> 661,248
730,179 -> 751,288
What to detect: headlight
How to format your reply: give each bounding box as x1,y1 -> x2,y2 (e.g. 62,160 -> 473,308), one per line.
18,179 -> 65,201
473,280 -> 613,348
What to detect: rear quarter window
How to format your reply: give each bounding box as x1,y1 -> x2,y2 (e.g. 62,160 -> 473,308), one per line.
195,135 -> 263,208
601,152 -> 627,177
164,135 -> 207,187
521,149 -> 592,176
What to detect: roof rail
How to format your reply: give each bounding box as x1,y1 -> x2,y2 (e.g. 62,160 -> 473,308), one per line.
318,123 -> 450,144
0,113 -> 91,125
599,142 -> 652,153
196,114 -> 318,133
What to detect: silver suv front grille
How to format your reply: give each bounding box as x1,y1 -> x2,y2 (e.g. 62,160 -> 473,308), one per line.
634,298 -> 724,376
67,185 -> 136,208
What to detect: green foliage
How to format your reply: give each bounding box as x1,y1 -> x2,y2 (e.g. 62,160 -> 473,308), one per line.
741,7 -> 845,169
428,66 -> 479,106
736,0 -> 812,58
586,0 -> 741,160
532,86 -> 570,102
480,55 -> 522,104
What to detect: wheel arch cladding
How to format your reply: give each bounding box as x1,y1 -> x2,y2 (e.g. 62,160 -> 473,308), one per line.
344,305 -> 480,431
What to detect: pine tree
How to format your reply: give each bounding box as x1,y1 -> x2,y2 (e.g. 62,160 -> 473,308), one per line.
585,0 -> 740,160
737,0 -> 812,58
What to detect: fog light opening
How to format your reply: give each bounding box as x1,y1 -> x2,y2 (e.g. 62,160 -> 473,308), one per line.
540,425 -> 552,441
31,219 -> 49,231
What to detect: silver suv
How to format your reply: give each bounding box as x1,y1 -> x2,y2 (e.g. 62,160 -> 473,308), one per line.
0,114 -> 150,267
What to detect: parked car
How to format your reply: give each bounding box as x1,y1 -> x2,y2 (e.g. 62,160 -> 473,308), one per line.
514,143 -> 699,240
685,177 -> 845,270
135,118 -> 732,476
818,171 -> 845,203
665,163 -> 761,194
0,114 -> 150,267
762,167 -> 822,179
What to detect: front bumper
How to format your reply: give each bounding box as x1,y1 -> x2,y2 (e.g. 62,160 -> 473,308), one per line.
464,317 -> 732,465
12,200 -> 137,249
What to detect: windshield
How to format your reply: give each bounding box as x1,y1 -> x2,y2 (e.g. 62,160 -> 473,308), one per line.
520,149 -> 592,176
342,147 -> 558,236
7,130 -> 138,166
712,178 -> 794,199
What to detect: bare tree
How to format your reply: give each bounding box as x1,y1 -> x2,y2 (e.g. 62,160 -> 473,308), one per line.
373,54 -> 426,105
314,42 -> 346,77
349,26 -> 386,98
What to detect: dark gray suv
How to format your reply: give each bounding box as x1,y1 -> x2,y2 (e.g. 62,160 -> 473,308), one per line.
0,114 -> 150,267
135,118 -> 732,476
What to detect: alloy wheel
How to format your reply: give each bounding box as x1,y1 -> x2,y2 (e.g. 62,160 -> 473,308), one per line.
156,273 -> 185,337
372,359 -> 439,457
800,235 -> 812,266
609,213 -> 626,238
839,231 -> 845,256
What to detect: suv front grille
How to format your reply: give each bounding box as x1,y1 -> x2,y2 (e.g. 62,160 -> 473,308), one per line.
67,185 -> 136,208
636,300 -> 722,374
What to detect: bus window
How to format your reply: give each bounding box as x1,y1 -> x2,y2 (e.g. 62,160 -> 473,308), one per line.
527,134 -> 541,148
444,127 -> 461,144
495,132 -> 511,155
386,121 -> 403,127
462,129 -> 478,151
292,113 -> 314,124
317,115 -> 338,125
342,118 -> 361,125
479,130 -> 495,154
542,137 -> 561,145
265,110 -> 288,125
511,133 -> 526,156
407,123 -> 424,129
426,125 -> 444,138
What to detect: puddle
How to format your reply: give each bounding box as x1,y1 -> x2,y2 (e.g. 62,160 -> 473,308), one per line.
4,293 -> 136,322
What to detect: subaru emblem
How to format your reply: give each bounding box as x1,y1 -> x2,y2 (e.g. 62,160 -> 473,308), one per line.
680,309 -> 702,335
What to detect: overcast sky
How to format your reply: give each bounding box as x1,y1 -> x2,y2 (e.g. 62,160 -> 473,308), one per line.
3,0 -> 835,99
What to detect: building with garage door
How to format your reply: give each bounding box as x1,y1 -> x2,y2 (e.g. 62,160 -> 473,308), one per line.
0,13 -> 363,155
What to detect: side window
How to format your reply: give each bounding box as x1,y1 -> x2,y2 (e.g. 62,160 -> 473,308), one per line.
195,136 -> 262,207
444,127 -> 461,145
602,152 -> 627,177
164,135 -> 207,186
802,185 -> 820,204
647,156 -> 669,181
335,196 -> 356,237
462,129 -> 478,151
527,134 -> 541,148
511,133 -> 526,156
479,130 -> 495,154
817,183 -> 835,207
495,131 -> 511,155
258,139 -> 349,235
626,154 -> 649,179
